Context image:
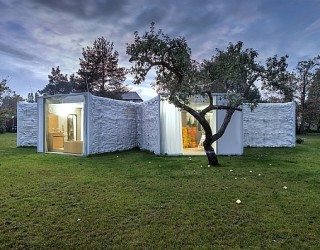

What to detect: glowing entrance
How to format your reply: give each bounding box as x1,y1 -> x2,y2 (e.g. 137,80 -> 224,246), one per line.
181,96 -> 217,155
44,95 -> 85,155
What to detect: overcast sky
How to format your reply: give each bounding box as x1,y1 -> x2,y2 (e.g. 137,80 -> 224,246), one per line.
1,0 -> 320,100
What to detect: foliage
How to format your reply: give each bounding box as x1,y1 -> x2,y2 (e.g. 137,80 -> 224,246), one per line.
26,92 -> 39,103
1,93 -> 23,114
305,70 -> 320,131
263,55 -> 320,133
261,55 -> 294,102
294,57 -> 320,133
38,66 -> 73,95
296,137 -> 304,144
1,133 -> 320,248
0,78 -> 9,96
127,23 -> 198,100
127,24 -> 287,165
0,78 -> 22,133
76,37 -> 129,99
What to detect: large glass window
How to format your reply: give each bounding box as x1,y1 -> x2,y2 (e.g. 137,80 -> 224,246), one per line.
44,95 -> 85,155
181,96 -> 217,155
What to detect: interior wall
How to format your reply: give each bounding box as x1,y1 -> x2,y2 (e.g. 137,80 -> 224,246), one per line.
17,102 -> 38,147
243,102 -> 296,147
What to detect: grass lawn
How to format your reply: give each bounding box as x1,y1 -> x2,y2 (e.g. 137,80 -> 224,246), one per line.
0,133 -> 320,249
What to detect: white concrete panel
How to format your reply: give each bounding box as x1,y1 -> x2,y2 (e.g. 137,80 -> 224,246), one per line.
88,95 -> 140,155
37,97 -> 44,152
137,96 -> 161,154
243,102 -> 296,147
216,109 -> 243,155
17,102 -> 38,147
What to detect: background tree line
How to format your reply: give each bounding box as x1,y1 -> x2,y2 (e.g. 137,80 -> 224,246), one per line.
36,37 -> 129,100
262,56 -> 320,133
32,32 -> 320,135
0,78 -> 23,133
3,25 -> 320,141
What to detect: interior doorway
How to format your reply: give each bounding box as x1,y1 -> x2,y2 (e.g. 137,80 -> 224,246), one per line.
44,95 -> 85,155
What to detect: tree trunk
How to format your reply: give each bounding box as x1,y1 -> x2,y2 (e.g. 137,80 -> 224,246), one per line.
204,143 -> 219,166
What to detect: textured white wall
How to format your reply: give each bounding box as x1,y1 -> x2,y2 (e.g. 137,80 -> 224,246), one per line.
243,102 -> 296,147
88,95 -> 140,155
17,102 -> 38,147
137,96 -> 160,154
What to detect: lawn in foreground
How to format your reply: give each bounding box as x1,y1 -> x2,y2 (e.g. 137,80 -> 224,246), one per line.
0,133 -> 320,249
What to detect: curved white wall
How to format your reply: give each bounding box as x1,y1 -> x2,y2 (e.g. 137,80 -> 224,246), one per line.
88,95 -> 140,155
137,96 -> 160,154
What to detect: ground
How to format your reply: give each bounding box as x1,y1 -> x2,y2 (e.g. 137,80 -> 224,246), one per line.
0,133 -> 320,249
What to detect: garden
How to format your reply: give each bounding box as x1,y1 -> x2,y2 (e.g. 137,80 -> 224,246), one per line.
0,133 -> 319,249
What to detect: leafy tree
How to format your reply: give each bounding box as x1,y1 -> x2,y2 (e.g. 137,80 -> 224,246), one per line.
0,79 -> 9,96
1,92 -> 23,114
126,24 -> 285,165
305,70 -> 320,131
27,92 -> 35,103
294,57 -> 320,134
261,55 -> 295,102
38,66 -> 72,95
76,37 -> 129,99
0,79 -> 22,133
262,56 -> 320,133
0,78 -> 10,133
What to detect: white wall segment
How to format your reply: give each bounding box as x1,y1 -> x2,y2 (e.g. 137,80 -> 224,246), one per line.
243,102 -> 296,147
17,102 -> 38,147
137,96 -> 161,154
88,95 -> 140,155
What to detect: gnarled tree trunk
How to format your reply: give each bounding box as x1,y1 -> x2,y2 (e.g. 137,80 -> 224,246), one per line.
203,139 -> 219,165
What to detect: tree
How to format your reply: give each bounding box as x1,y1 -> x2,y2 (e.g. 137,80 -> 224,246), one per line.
76,37 -> 129,99
126,24 -> 286,165
0,79 -> 23,133
305,70 -> 320,131
0,78 -> 10,133
294,57 -> 320,134
0,78 -> 9,98
38,66 -> 72,95
27,92 -> 35,103
262,56 -> 320,133
261,55 -> 294,102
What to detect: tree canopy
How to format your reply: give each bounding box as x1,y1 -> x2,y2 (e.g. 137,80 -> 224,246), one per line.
76,37 -> 129,99
38,66 -> 73,95
127,23 -> 288,165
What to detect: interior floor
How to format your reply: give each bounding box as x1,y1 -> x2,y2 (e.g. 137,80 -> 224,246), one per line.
183,147 -> 206,155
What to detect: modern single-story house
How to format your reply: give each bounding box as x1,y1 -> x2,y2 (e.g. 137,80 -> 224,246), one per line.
17,93 -> 296,156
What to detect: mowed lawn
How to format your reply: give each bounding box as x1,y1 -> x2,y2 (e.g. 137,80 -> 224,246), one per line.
0,133 -> 320,249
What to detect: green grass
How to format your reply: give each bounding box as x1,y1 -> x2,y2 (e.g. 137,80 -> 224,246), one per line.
0,133 -> 320,249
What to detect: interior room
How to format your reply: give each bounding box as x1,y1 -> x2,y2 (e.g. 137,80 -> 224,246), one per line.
44,95 -> 85,155
160,95 -> 217,156
181,98 -> 216,155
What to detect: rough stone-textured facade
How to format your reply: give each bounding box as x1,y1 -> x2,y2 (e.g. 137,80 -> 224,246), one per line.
137,96 -> 160,154
243,102 -> 295,147
17,102 -> 38,147
88,95 -> 140,155
16,94 -> 296,155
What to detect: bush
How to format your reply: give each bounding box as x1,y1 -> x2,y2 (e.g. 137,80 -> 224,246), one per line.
296,138 -> 304,144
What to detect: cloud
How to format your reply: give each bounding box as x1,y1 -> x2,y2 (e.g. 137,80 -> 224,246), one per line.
0,42 -> 38,61
1,0 -> 320,99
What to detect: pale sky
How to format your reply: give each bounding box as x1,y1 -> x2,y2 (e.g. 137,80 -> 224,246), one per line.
1,0 -> 320,100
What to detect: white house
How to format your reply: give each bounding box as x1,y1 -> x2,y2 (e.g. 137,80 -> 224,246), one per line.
17,93 -> 295,156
